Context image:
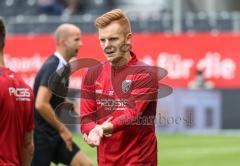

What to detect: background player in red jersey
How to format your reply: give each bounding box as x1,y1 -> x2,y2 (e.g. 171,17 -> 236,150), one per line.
0,17 -> 34,166
81,9 -> 158,165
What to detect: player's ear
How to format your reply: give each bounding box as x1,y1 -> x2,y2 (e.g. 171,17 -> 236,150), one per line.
61,39 -> 68,48
59,39 -> 64,46
126,33 -> 132,44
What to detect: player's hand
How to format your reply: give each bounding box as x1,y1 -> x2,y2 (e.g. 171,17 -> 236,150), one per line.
83,133 -> 95,148
85,117 -> 114,147
87,125 -> 103,147
59,126 -> 73,151
101,117 -> 114,137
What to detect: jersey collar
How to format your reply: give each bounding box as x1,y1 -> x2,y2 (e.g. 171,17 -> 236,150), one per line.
54,51 -> 68,66
110,51 -> 138,70
128,51 -> 138,65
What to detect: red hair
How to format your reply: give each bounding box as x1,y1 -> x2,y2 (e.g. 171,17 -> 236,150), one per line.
95,9 -> 131,35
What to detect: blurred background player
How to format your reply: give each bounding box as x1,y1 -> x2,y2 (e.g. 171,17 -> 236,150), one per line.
0,17 -> 34,166
80,9 -> 159,165
32,23 -> 93,166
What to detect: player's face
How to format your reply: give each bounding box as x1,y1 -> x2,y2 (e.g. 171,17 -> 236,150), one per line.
98,22 -> 130,64
65,29 -> 82,59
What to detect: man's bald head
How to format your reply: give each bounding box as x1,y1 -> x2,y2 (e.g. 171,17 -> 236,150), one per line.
54,23 -> 82,61
54,23 -> 81,46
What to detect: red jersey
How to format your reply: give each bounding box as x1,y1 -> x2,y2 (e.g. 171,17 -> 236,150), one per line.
0,67 -> 34,166
81,52 -> 158,165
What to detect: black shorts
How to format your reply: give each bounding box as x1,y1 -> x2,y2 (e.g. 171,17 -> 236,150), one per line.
32,131 -> 80,166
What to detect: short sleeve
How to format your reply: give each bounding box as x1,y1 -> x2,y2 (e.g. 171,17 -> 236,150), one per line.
39,64 -> 58,87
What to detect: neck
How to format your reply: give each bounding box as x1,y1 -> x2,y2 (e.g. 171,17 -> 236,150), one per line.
0,52 -> 5,67
111,51 -> 131,67
56,48 -> 70,62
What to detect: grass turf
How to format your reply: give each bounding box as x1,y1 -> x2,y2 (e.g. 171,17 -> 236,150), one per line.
51,133 -> 240,166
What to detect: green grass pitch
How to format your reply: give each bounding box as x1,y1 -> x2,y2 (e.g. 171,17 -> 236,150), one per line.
51,133 -> 240,166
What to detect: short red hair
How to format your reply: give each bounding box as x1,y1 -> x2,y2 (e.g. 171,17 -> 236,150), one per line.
95,9 -> 131,35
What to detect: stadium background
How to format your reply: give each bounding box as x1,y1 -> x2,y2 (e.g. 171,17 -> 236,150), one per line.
1,0 -> 240,165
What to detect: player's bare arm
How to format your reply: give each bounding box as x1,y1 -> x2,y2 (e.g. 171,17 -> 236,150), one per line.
35,86 -> 73,151
22,130 -> 34,166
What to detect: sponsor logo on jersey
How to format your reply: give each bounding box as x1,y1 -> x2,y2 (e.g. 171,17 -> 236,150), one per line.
96,99 -> 128,111
9,87 -> 31,101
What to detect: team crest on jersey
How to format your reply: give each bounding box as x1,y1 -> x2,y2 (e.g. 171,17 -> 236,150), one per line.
122,80 -> 132,93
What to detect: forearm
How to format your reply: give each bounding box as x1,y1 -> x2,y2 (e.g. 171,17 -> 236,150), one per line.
22,131 -> 34,166
80,101 -> 98,135
111,101 -> 149,132
81,120 -> 97,135
22,143 -> 34,166
111,82 -> 158,132
36,103 -> 64,132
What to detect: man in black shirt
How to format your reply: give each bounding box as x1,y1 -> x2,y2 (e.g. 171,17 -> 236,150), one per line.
32,23 -> 93,166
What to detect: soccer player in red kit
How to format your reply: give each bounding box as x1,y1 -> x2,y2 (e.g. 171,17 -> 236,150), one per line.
0,17 -> 34,166
80,9 -> 158,165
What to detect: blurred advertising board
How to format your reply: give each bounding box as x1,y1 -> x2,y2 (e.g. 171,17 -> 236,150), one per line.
4,33 -> 240,88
